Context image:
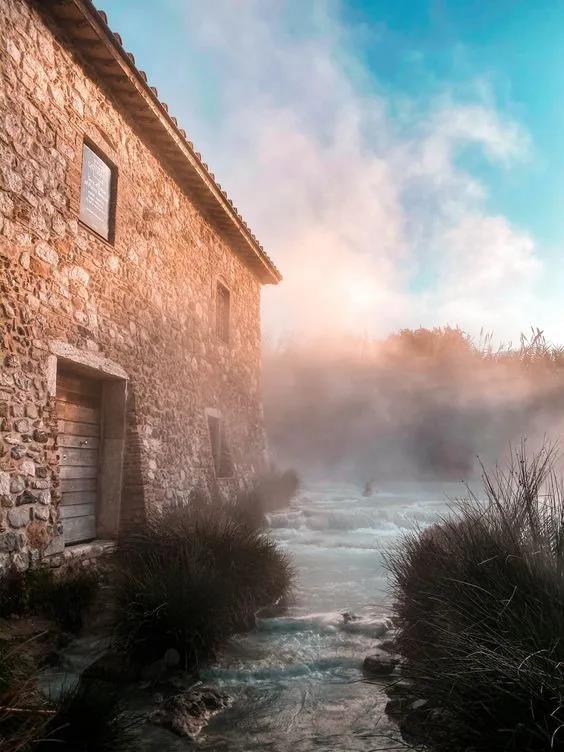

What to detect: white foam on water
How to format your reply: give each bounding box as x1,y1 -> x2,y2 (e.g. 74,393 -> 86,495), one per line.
202,480 -> 452,750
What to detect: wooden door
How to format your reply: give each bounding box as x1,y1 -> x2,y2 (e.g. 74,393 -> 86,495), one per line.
56,371 -> 101,544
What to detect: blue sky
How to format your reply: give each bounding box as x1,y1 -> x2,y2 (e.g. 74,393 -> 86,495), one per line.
102,0 -> 563,341
344,0 -> 564,247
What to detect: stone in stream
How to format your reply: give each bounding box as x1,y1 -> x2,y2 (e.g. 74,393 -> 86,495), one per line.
149,684 -> 231,739
362,649 -> 400,677
341,615 -> 388,638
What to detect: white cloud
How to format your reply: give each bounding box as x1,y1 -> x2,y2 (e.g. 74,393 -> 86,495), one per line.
172,0 -> 541,342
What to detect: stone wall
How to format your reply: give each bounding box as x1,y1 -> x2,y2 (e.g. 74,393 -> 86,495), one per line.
0,0 -> 269,569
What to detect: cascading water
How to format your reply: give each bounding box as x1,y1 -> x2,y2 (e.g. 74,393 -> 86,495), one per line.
200,481 -> 458,750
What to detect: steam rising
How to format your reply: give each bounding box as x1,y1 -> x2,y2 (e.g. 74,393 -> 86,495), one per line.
168,0 -> 550,340
263,330 -> 564,481
112,2 -> 564,479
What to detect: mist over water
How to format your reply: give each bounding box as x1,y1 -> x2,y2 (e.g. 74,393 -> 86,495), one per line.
195,329 -> 564,749
263,330 -> 564,483
200,481 -> 457,751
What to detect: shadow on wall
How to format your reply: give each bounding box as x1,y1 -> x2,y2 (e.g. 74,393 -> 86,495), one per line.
119,387 -> 147,534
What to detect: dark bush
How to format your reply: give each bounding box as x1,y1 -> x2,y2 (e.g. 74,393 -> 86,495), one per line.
45,567 -> 100,633
0,640 -> 44,752
0,565 -> 99,633
113,503 -> 294,669
385,443 -> 564,751
34,681 -> 137,752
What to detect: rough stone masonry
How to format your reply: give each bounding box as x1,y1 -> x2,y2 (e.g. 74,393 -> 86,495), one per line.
0,0 -> 281,570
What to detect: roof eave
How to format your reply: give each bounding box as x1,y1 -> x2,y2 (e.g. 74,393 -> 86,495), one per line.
42,0 -> 282,285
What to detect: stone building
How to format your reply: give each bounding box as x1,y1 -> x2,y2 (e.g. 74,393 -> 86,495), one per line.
0,0 -> 281,568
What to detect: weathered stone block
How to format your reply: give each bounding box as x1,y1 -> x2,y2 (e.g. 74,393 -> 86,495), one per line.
43,533 -> 64,557
19,459 -> 35,475
14,418 -> 31,433
37,490 -> 51,505
25,403 -> 38,419
0,472 -> 9,496
0,531 -> 23,552
8,505 -> 32,528
17,490 -> 35,506
10,445 -> 26,460
10,476 -> 25,494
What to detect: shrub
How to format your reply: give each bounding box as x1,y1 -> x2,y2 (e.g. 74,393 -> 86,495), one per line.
0,565 -> 99,633
34,681 -> 137,752
113,503 -> 294,669
0,640 -> 43,752
45,566 -> 100,633
231,468 -> 300,527
385,443 -> 564,751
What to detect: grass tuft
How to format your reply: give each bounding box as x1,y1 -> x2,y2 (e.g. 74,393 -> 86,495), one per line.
385,442 -> 564,751
34,681 -> 137,752
113,502 -> 294,669
0,565 -> 100,633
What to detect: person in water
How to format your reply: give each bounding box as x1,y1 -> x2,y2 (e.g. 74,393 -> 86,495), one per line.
362,480 -> 374,496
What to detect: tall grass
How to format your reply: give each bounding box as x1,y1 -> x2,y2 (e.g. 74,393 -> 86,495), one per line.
385,443 -> 564,751
113,503 -> 294,668
34,682 -> 137,752
0,565 -> 99,633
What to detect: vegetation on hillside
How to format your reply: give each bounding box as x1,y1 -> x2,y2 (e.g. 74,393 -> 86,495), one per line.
385,443 -> 564,751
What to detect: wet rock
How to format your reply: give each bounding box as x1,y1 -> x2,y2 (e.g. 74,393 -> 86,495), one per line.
341,612 -> 388,639
363,650 -> 399,677
149,684 -> 230,739
341,611 -> 358,624
379,638 -> 396,654
399,698 -> 431,744
386,677 -> 414,696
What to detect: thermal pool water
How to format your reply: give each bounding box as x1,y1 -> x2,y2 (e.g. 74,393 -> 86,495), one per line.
198,481 -> 460,751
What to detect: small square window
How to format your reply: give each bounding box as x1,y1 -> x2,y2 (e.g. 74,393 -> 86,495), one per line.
216,282 -> 230,344
207,414 -> 233,478
79,142 -> 117,241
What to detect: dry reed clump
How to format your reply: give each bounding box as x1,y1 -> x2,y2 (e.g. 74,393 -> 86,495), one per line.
385,443 -> 564,751
113,502 -> 295,669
